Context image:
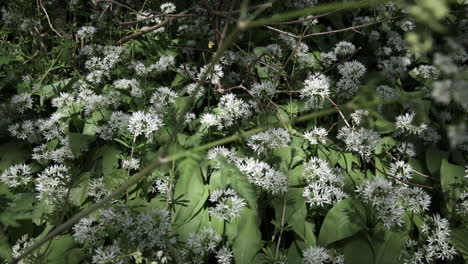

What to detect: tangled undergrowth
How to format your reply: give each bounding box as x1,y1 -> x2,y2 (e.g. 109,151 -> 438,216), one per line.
0,0 -> 467,263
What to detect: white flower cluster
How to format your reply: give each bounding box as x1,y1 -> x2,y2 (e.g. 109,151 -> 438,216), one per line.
151,175 -> 171,195
208,188 -> 246,221
99,207 -> 171,252
160,3 -> 176,14
127,111 -> 164,139
32,141 -> 75,164
180,227 -> 222,263
236,157 -> 288,194
121,158 -> 140,170
216,247 -> 234,264
300,74 -> 330,109
395,112 -> 427,136
350,109 -> 369,126
402,214 -> 457,263
8,120 -> 40,143
336,60 -> 366,99
251,80 -> 276,98
320,41 -> 357,67
302,157 -> 347,207
201,94 -> 252,130
303,245 -> 344,264
88,177 -> 109,201
357,177 -> 431,229
130,55 -> 175,76
304,127 -> 328,145
73,217 -> 103,244
11,235 -> 38,263
389,160 -> 413,181
36,164 -> 71,204
337,127 -> 381,160
379,56 -> 412,78
113,79 -> 142,97
10,92 -> 33,113
97,111 -> 130,140
395,142 -> 417,158
84,46 -> 125,84
77,26 -> 97,39
0,164 -> 32,188
247,128 -> 290,154
412,65 -> 440,80
150,86 -> 178,113
92,243 -> 124,264
457,190 -> 468,216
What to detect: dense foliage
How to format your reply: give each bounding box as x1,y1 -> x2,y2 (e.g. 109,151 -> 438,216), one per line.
0,0 -> 467,263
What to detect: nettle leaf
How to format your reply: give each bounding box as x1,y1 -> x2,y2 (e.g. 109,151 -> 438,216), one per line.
318,198 -> 367,246
440,159 -> 465,213
232,208 -> 263,264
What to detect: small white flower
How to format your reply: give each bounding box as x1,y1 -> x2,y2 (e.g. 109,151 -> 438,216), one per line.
77,26 -> 97,39
208,188 -> 246,221
0,164 -> 32,188
127,111 -> 164,139
247,128 -> 290,153
389,160 -> 413,181
122,158 -> 140,170
304,127 -> 328,145
395,112 -> 427,136
300,74 -> 330,109
160,3 -> 176,14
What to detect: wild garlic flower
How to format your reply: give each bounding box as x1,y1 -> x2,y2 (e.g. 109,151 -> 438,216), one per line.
88,177 -> 109,200
127,111 -> 164,139
130,55 -> 175,76
121,158 -> 140,170
0,164 -> 32,188
379,56 -> 411,78
11,235 -> 38,263
302,158 -> 347,207
402,214 -> 458,263
395,142 -> 417,158
302,245 -> 331,264
8,120 -> 40,143
334,41 -> 356,57
457,191 -> 468,216
77,26 -> 97,39
389,160 -> 413,181
247,128 -> 290,154
337,127 -> 381,160
99,207 -> 171,251
160,3 -> 176,14
198,64 -> 224,85
236,157 -> 288,194
113,79 -> 142,97
185,83 -> 205,99
208,188 -> 246,221
51,92 -> 75,108
399,186 -> 431,214
150,87 -> 178,113
395,112 -> 427,136
186,227 -> 222,258
336,61 -> 366,99
73,217 -> 103,244
151,175 -> 171,195
207,146 -> 237,169
36,164 -> 71,204
92,243 -> 124,264
356,177 -> 405,229
350,109 -> 369,126
32,142 -> 75,164
421,126 -> 441,143
412,65 -> 440,80
216,93 -> 252,128
10,92 -> 33,114
251,80 -> 276,98
304,127 -> 328,145
300,73 -> 330,110
97,111 -> 130,140
184,112 -> 196,124
216,247 -> 234,264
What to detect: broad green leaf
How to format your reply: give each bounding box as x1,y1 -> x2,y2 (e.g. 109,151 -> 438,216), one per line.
68,133 -> 96,156
318,198 -> 366,246
425,145 -> 448,175
440,159 -> 465,212
373,229 -> 409,264
69,172 -> 90,206
343,236 -> 374,264
232,208 -> 263,264
450,226 -> 468,261
45,235 -> 83,264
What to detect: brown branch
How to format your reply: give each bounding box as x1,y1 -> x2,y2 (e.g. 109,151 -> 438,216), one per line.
269,11 -> 336,25
39,0 -> 64,37
95,0 -> 138,12
302,20 -> 381,38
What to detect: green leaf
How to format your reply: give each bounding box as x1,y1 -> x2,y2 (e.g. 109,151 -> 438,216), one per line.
232,208 -> 263,264
450,226 -> 468,261
343,236 -> 375,264
69,172 -> 90,206
173,157 -> 208,224
318,198 -> 366,246
68,133 -> 96,156
0,143 -> 29,171
425,145 -> 448,175
440,159 -> 465,212
373,229 -> 409,264
45,235 -> 83,264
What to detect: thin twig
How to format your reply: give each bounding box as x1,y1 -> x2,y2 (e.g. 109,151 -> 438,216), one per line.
39,0 -> 64,37
302,20 -> 381,38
